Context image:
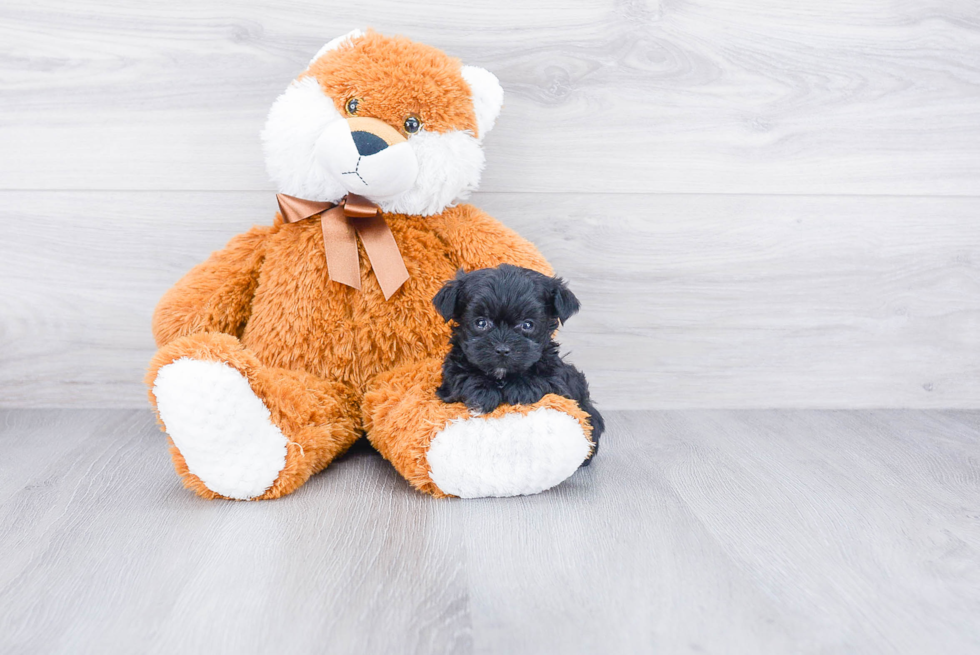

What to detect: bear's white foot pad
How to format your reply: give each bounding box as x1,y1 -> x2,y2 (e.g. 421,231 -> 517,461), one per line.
426,408 -> 591,498
153,358 -> 288,500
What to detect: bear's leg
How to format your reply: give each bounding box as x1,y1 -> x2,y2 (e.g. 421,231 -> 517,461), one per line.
363,358 -> 594,498
147,333 -> 359,500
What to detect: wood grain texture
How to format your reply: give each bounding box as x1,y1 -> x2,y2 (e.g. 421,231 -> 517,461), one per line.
1,191 -> 977,409
0,409 -> 977,654
2,0 -> 980,193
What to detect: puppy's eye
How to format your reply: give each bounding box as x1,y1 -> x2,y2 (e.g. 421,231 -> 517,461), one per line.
346,98 -> 359,115
403,116 -> 422,134
520,320 -> 535,332
474,318 -> 491,330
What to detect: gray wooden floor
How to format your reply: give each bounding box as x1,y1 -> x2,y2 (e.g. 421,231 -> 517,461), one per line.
1,410 -> 977,654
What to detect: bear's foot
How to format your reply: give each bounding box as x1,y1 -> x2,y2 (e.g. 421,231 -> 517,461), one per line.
148,333 -> 361,500
426,407 -> 591,498
153,358 -> 288,500
364,358 -> 595,499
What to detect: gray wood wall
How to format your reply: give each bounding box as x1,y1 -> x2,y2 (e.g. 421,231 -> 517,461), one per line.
1,0 -> 978,409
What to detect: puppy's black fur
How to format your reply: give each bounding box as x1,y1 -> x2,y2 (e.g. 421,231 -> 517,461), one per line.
433,264 -> 604,465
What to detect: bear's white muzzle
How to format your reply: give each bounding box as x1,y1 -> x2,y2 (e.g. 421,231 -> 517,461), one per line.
316,117 -> 419,201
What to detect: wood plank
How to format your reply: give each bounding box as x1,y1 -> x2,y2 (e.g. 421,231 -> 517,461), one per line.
0,409 -> 977,653
0,410 -> 470,654
0,409 -> 114,504
461,409 -> 980,653
2,0 -> 979,194
1,191 -> 978,409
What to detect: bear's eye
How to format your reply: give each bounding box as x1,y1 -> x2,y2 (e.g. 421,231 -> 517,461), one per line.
403,116 -> 422,134
346,98 -> 359,115
520,320 -> 535,332
474,317 -> 491,331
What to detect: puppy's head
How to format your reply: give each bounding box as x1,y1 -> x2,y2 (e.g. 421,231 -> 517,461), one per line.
262,29 -> 503,216
433,265 -> 580,379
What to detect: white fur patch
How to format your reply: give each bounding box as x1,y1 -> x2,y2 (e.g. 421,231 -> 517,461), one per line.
427,408 -> 591,498
153,358 -> 288,500
380,129 -> 486,216
461,66 -> 504,140
262,76 -> 348,202
316,120 -> 420,199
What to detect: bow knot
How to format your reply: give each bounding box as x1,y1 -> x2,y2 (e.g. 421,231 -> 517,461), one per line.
276,193 -> 409,300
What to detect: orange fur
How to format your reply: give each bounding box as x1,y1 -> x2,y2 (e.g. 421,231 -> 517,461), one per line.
151,225 -> 271,346
303,31 -> 479,136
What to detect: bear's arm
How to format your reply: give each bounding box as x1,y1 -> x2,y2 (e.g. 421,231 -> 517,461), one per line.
151,224 -> 272,347
432,204 -> 554,275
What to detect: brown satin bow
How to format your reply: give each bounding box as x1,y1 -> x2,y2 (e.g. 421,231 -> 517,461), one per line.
276,193 -> 409,301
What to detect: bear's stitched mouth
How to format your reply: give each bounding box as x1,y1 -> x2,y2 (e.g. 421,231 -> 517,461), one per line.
341,156 -> 368,186
315,119 -> 420,200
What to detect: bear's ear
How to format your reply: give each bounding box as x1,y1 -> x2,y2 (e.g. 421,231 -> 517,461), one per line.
308,29 -> 366,66
461,66 -> 504,140
550,277 -> 581,325
432,269 -> 468,322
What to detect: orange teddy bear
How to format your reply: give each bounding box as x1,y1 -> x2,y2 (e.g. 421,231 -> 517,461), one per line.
146,30 -> 595,500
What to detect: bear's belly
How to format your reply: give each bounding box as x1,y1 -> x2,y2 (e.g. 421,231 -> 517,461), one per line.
240,217 -> 457,392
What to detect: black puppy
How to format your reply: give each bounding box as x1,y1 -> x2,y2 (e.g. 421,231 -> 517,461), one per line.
433,264 -> 604,464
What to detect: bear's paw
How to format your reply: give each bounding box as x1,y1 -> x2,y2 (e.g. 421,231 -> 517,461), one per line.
153,358 -> 288,500
426,408 -> 591,498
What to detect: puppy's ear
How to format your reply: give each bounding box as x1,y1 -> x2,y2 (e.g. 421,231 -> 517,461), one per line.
432,269 -> 467,322
550,277 -> 581,325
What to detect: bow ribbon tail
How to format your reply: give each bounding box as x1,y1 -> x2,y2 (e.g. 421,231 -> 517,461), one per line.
353,214 -> 410,300
276,192 -> 409,299
319,206 -> 362,290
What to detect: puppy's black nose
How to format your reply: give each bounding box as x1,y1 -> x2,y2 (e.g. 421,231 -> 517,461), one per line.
351,131 -> 388,156
495,344 -> 511,357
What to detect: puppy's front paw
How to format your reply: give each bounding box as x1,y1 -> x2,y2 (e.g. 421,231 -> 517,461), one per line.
466,398 -> 502,415
455,384 -> 503,416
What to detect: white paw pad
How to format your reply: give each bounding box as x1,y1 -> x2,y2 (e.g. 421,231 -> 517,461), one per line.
426,408 -> 591,498
153,358 -> 288,500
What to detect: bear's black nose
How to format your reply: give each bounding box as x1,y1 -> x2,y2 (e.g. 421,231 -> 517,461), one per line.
351,130 -> 388,156
495,344 -> 511,357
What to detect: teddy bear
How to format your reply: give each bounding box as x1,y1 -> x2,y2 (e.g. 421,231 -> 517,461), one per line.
146,29 -> 595,501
